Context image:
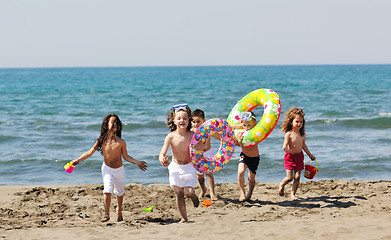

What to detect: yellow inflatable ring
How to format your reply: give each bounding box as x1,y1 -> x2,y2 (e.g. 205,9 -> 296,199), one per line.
227,89 -> 281,147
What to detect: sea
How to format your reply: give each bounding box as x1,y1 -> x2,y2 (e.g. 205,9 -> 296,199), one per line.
0,65 -> 390,186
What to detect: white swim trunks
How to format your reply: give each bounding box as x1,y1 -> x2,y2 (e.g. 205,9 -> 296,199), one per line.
168,161 -> 197,189
101,162 -> 125,196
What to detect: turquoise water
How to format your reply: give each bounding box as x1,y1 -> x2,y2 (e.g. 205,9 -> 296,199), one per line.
0,65 -> 390,185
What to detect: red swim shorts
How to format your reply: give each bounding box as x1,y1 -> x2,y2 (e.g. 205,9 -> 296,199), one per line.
284,151 -> 304,171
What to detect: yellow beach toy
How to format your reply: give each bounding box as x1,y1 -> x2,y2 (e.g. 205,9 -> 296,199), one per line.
142,206 -> 155,212
227,89 -> 281,147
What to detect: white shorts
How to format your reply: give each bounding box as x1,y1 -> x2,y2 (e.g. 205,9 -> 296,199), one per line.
101,162 -> 125,196
168,161 -> 197,189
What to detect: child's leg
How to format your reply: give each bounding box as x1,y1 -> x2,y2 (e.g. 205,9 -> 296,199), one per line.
237,163 -> 247,201
184,186 -> 199,207
245,171 -> 256,201
102,193 -> 111,222
206,173 -> 217,200
173,186 -> 188,222
116,194 -> 123,221
291,170 -> 301,200
197,174 -> 207,199
279,170 -> 294,196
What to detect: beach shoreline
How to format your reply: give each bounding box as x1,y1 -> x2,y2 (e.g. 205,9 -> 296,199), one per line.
1,179 -> 391,239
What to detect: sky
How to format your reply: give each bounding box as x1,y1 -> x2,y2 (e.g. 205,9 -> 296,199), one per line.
1,0 -> 391,68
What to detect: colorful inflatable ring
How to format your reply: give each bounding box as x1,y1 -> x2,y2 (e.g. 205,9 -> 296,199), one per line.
190,118 -> 235,173
227,89 -> 281,147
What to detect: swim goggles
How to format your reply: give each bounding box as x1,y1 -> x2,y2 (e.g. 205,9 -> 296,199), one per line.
171,103 -> 189,112
239,111 -> 256,121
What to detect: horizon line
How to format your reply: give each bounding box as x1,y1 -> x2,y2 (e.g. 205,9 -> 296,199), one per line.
0,63 -> 390,70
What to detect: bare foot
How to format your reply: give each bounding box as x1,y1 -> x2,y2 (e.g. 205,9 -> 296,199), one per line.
101,216 -> 110,222
239,193 -> 246,202
244,194 -> 251,202
117,208 -> 123,221
210,193 -> 218,201
180,218 -> 188,223
278,183 -> 285,196
291,194 -> 298,200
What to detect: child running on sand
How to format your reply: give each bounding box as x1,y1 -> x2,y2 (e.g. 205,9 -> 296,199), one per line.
191,109 -> 217,201
233,111 -> 260,202
159,104 -> 200,222
70,114 -> 147,222
279,107 -> 316,200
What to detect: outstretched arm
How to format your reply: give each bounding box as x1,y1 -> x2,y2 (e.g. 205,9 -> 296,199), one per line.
122,141 -> 147,171
159,135 -> 171,167
70,142 -> 98,165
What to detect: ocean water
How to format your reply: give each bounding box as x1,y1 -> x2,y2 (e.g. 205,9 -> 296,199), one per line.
0,65 -> 390,186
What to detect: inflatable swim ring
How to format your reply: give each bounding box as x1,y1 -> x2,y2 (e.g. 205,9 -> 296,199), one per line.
190,118 -> 235,173
227,89 -> 281,147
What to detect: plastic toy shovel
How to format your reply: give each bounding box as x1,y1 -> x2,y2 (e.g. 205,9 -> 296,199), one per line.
203,200 -> 212,208
64,163 -> 75,173
142,206 -> 155,212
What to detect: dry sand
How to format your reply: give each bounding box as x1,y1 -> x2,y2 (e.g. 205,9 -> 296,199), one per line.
1,179 -> 391,240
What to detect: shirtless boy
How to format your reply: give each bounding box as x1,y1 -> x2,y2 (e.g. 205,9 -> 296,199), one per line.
159,104 -> 200,222
234,111 -> 261,202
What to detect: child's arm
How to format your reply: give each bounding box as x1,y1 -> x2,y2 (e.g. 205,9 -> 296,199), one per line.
70,142 -> 98,165
302,135 -> 316,160
194,137 -> 211,151
159,134 -> 171,167
210,132 -> 221,140
231,123 -> 243,130
282,132 -> 293,153
121,141 -> 147,171
237,131 -> 245,148
205,137 -> 212,151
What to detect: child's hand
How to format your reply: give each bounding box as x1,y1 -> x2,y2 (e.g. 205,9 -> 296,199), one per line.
138,161 -> 148,171
160,156 -> 169,167
238,131 -> 245,142
194,142 -> 206,151
310,156 -> 316,161
239,134 -> 244,141
70,160 -> 79,166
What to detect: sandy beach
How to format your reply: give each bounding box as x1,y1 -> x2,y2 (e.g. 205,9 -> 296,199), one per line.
1,179 -> 391,240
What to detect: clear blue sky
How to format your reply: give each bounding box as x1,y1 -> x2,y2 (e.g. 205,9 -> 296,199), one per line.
1,0 -> 390,68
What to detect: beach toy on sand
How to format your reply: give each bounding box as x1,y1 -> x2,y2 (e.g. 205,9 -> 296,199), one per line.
64,163 -> 75,173
142,206 -> 155,212
190,118 -> 235,174
304,159 -> 318,179
203,200 -> 212,208
227,89 -> 281,147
